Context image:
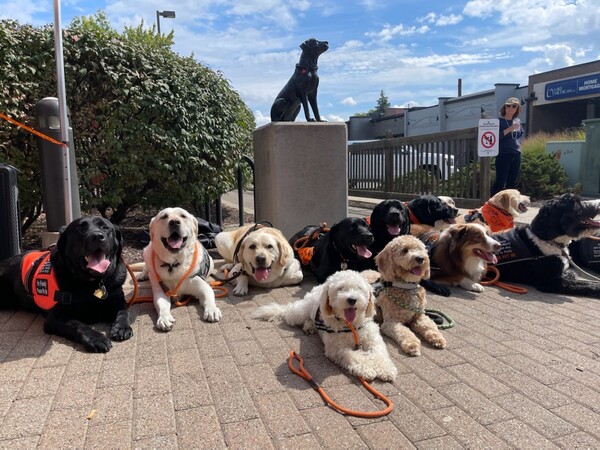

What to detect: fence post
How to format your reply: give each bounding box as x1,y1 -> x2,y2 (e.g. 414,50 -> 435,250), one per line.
480,157 -> 491,202
384,131 -> 393,193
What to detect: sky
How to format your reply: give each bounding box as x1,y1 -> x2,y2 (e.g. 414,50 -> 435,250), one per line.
1,0 -> 599,127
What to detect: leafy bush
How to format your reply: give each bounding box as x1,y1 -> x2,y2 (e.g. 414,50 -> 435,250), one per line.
1,14 -> 254,229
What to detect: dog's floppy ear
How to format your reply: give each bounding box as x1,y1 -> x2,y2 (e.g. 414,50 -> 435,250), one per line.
149,216 -> 157,241
273,229 -> 290,267
375,245 -> 396,281
191,215 -> 199,237
498,191 -> 511,210
320,281 -> 335,317
113,225 -> 124,258
366,292 -> 376,318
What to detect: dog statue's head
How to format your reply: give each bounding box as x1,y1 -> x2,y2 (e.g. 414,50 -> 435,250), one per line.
320,270 -> 375,325
376,235 -> 431,283
299,38 -> 329,68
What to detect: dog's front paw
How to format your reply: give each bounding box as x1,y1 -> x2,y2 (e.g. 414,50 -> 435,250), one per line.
379,364 -> 398,382
203,305 -> 222,323
302,320 -> 317,334
233,284 -> 249,296
401,341 -> 422,357
469,282 -> 484,292
111,323 -> 133,341
82,332 -> 113,353
430,335 -> 447,349
156,314 -> 176,331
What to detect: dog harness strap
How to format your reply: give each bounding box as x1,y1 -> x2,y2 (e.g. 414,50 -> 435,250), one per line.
20,251 -> 59,311
313,307 -> 360,333
481,202 -> 514,232
381,287 -> 426,315
232,222 -> 273,264
152,241 -> 200,298
493,228 -> 534,265
194,246 -> 211,280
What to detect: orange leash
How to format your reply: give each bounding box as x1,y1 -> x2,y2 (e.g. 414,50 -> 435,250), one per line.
0,112 -> 67,147
288,322 -> 394,418
481,266 -> 528,294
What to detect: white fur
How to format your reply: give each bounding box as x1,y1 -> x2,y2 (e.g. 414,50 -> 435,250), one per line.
252,271 -> 397,381
139,207 -> 221,331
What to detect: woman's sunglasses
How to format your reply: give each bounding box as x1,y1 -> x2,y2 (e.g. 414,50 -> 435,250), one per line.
505,104 -> 518,108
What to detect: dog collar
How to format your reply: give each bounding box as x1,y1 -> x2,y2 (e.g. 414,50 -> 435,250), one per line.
232,221 -> 273,264
313,307 -> 361,334
382,280 -> 420,290
404,203 -> 421,224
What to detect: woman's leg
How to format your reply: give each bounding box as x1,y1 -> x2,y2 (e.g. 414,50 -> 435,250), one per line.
491,152 -> 513,196
505,152 -> 522,189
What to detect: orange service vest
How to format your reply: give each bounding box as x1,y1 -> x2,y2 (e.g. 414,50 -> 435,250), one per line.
20,251 -> 58,310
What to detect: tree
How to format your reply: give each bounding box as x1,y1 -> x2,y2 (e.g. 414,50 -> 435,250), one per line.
352,90 -> 391,117
0,14 -> 255,228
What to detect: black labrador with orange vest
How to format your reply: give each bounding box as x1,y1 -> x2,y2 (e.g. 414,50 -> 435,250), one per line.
0,216 -> 132,352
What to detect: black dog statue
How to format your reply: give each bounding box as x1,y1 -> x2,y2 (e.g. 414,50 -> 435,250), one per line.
270,38 -> 329,122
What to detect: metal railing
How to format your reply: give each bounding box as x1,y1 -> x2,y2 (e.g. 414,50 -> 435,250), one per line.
348,128 -> 490,208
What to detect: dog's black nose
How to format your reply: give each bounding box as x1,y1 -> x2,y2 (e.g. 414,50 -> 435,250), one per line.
91,231 -> 106,243
416,256 -> 424,264
256,255 -> 267,265
347,298 -> 356,306
169,219 -> 181,227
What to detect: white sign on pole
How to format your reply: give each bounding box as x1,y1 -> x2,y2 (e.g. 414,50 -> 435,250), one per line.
477,118 -> 499,157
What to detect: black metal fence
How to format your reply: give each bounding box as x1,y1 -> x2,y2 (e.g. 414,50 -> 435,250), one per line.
348,127 -> 490,208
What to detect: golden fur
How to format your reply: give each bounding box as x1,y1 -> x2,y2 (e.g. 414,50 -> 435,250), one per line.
455,189 -> 530,228
372,235 -> 446,356
215,223 -> 303,296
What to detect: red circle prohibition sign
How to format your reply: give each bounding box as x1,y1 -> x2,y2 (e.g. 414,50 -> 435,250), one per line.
481,131 -> 496,149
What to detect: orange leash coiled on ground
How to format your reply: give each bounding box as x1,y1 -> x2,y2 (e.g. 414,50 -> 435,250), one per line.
481,266 -> 528,294
288,322 -> 394,418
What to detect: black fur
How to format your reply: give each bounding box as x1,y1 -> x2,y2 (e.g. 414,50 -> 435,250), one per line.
309,217 -> 374,283
368,200 -> 411,256
0,217 -> 132,352
407,195 -> 458,226
494,194 -> 600,296
270,38 -> 329,122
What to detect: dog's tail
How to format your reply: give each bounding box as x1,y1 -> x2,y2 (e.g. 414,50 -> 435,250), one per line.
251,303 -> 289,322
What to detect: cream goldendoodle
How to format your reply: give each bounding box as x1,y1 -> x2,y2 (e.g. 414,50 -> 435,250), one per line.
373,235 -> 447,356
252,270 -> 397,381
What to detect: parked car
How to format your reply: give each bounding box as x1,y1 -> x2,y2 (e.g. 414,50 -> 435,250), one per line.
348,143 -> 456,188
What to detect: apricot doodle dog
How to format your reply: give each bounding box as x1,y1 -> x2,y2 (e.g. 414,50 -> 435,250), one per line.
368,235 -> 447,356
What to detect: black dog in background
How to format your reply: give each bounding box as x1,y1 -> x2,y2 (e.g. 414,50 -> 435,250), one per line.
270,38 -> 329,122
406,195 -> 458,227
309,217 -> 374,283
493,194 -> 600,296
0,217 -> 133,352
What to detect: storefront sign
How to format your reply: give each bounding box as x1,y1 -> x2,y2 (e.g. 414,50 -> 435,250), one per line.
545,73 -> 600,101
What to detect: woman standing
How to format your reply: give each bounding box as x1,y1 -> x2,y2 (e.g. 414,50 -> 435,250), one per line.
491,97 -> 524,196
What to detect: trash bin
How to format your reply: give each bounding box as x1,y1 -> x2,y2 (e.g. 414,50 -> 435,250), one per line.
545,140 -> 583,186
579,118 -> 600,196
36,97 -> 81,231
0,164 -> 21,261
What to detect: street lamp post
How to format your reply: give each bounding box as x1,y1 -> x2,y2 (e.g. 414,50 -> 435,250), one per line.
156,10 -> 176,35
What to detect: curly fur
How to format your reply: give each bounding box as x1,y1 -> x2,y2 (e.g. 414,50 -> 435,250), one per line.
374,236 -> 446,356
252,271 -> 397,381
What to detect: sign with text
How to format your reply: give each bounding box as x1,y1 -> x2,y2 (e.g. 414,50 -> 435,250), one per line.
478,118 -> 499,157
545,73 -> 600,101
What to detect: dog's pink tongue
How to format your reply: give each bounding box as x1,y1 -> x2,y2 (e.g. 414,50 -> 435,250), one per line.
356,245 -> 372,258
168,236 -> 183,249
344,307 -> 356,323
411,267 -> 422,276
87,254 -> 110,273
254,267 -> 270,281
387,225 -> 401,236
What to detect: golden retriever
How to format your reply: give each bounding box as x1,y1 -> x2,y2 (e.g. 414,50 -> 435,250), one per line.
139,207 -> 222,331
459,189 -> 530,232
215,223 -> 303,296
372,235 -> 446,356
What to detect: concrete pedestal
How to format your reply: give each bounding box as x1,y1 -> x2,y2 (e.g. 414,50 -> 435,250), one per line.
253,122 -> 348,239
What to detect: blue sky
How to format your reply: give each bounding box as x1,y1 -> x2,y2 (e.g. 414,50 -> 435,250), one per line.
1,0 -> 599,127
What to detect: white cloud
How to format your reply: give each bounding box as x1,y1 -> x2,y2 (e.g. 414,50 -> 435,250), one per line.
254,110 -> 270,127
341,97 -> 357,106
419,12 -> 463,26
522,44 -> 575,68
365,23 -> 429,42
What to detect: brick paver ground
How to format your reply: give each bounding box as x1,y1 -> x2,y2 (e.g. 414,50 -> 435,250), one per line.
2,264 -> 600,448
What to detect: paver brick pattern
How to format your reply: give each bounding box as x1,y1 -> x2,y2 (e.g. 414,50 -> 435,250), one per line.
2,261 -> 600,448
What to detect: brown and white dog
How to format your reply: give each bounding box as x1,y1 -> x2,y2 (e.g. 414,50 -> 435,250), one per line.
420,223 -> 501,292
460,189 -> 530,233
372,235 -> 447,356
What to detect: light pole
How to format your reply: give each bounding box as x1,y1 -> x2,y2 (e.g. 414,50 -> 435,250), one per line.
156,10 -> 176,35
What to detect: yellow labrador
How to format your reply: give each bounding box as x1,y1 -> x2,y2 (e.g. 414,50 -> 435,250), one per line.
215,223 -> 303,296
139,207 -> 221,331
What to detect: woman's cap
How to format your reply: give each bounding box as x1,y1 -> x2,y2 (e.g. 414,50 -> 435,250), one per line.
505,97 -> 520,106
